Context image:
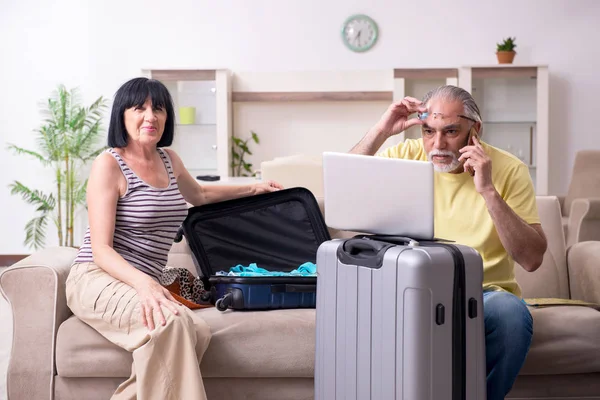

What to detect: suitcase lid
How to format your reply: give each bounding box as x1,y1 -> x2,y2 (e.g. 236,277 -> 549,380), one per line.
180,187 -> 331,279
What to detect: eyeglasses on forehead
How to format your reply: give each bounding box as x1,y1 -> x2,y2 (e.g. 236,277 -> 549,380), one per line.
417,112 -> 477,123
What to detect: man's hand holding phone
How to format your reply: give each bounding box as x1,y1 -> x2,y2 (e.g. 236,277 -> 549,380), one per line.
464,128 -> 477,176
458,132 -> 495,195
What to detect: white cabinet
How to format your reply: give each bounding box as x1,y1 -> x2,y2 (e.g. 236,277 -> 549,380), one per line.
458,66 -> 549,194
141,69 -> 233,179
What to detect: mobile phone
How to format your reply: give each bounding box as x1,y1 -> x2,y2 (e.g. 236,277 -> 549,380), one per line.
468,127 -> 479,146
196,175 -> 220,181
466,127 -> 478,176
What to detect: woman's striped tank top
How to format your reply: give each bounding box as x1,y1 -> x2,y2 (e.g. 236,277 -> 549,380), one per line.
73,148 -> 188,280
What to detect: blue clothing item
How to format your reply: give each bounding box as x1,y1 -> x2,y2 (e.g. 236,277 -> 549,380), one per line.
484,290 -> 533,400
215,262 -> 317,277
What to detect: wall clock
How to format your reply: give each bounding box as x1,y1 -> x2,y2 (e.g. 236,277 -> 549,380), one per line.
341,14 -> 379,53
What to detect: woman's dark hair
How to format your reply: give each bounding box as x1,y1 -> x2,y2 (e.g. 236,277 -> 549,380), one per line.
107,77 -> 175,148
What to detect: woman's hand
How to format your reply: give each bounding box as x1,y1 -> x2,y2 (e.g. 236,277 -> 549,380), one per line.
133,275 -> 183,331
252,180 -> 284,195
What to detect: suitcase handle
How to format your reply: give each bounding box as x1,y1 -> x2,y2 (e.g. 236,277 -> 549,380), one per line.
356,234 -> 455,245
337,238 -> 394,269
271,284 -> 317,293
367,235 -> 417,245
356,234 -> 421,246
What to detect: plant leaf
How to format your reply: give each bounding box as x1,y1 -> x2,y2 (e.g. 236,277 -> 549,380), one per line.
9,182 -> 56,210
24,214 -> 49,250
6,144 -> 49,165
72,179 -> 88,206
80,146 -> 106,163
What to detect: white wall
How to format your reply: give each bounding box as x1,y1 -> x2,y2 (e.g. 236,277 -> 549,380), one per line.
1,0 -> 599,253
233,101 -> 390,168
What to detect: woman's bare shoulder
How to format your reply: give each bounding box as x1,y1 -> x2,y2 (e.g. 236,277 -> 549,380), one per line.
162,147 -> 182,162
162,148 -> 184,174
93,151 -> 122,174
90,151 -> 127,195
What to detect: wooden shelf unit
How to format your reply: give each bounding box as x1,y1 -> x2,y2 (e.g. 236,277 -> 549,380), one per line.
459,65 -> 549,194
231,91 -> 393,102
140,66 -> 549,190
142,69 -> 232,178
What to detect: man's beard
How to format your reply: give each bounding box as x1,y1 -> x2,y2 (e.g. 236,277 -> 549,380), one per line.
427,149 -> 462,173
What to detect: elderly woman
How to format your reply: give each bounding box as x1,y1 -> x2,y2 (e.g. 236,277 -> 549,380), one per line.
66,77 -> 282,400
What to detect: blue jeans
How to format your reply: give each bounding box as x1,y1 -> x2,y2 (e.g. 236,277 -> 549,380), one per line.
484,290 -> 533,400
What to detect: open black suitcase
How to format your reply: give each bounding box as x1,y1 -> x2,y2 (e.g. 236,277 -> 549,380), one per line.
177,187 -> 331,311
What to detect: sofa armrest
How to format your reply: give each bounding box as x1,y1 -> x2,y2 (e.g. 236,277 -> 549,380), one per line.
567,241 -> 600,304
566,198 -> 600,247
0,246 -> 78,400
557,195 -> 566,214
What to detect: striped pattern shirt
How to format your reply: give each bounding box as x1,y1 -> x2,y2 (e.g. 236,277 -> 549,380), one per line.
73,148 -> 189,280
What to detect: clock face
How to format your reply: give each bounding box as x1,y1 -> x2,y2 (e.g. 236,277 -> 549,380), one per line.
342,14 -> 378,52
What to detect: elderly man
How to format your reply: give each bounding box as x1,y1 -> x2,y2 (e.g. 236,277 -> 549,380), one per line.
350,85 -> 547,400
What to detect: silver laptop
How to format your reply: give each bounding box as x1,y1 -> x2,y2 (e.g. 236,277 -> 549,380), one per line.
322,151 -> 434,239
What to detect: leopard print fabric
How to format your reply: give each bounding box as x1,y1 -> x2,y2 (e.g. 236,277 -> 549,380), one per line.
159,266 -> 208,305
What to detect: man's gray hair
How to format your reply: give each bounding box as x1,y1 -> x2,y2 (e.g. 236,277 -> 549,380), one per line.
422,85 -> 483,135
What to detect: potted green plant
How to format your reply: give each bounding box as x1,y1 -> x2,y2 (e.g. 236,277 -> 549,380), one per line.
496,37 -> 517,64
231,130 -> 260,177
7,84 -> 108,249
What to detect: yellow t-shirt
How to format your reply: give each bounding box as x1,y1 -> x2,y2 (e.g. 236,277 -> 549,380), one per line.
378,138 -> 540,297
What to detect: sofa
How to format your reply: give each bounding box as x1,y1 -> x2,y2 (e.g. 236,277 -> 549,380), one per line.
559,150 -> 600,248
2,193 -> 600,399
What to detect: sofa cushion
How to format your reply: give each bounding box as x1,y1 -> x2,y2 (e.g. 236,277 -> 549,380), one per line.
513,196 -> 570,299
520,306 -> 600,375
56,308 -> 316,379
56,316 -> 130,378
199,307 -> 315,378
57,303 -> 600,379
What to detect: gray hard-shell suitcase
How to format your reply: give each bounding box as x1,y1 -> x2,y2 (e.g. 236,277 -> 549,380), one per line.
315,236 -> 487,400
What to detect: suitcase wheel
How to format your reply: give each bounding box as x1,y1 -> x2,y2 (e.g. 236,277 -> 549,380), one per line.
215,298 -> 227,311
215,293 -> 233,312
200,291 -> 212,302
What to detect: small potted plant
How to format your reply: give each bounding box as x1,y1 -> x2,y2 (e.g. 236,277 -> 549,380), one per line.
231,130 -> 260,177
496,37 -> 517,64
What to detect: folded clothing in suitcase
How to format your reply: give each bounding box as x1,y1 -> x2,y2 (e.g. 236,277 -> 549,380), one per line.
315,236 -> 487,400
178,187 -> 330,311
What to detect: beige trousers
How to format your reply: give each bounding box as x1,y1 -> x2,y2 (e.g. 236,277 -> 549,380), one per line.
65,262 -> 212,400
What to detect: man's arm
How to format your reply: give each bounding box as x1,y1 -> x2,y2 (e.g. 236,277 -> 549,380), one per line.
481,191 -> 547,272
350,128 -> 389,155
459,136 -> 547,272
350,98 -> 426,155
